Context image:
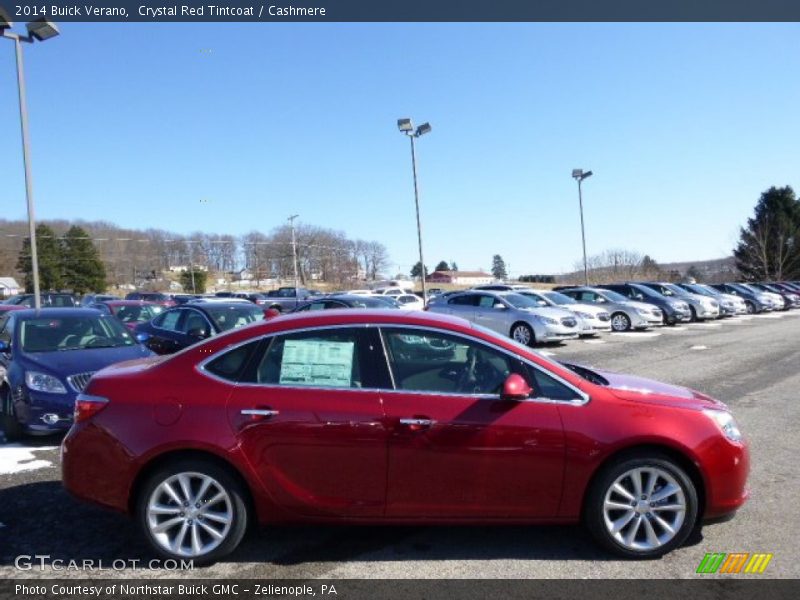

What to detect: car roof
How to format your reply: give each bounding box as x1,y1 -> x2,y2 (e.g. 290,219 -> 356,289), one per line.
10,307 -> 103,319
100,300 -> 158,306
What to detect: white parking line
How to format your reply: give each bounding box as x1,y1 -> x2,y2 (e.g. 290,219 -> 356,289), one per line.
610,332 -> 662,338
661,326 -> 688,332
539,350 -> 557,356
583,339 -> 606,344
756,313 -> 784,319
688,322 -> 722,328
689,345 -> 708,350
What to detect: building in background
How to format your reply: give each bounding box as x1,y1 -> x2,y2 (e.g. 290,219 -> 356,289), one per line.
0,277 -> 21,298
426,270 -> 493,285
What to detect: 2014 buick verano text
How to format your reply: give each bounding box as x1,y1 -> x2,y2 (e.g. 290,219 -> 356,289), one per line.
62,310 -> 749,563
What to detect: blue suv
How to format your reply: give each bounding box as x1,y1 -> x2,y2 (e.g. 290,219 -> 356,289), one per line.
0,308 -> 153,439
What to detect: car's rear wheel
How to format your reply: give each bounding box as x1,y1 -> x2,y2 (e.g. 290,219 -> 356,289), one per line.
610,312 -> 631,332
510,322 -> 535,346
689,306 -> 699,322
1,388 -> 24,442
137,460 -> 249,564
585,455 -> 698,558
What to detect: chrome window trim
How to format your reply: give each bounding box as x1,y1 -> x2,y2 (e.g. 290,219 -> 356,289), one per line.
195,322 -> 589,406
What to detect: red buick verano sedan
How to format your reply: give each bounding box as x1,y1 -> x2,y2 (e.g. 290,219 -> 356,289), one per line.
62,310 -> 749,562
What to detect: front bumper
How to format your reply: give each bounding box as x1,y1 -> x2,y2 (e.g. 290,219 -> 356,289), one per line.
13,388 -> 76,433
702,437 -> 750,520
540,324 -> 580,341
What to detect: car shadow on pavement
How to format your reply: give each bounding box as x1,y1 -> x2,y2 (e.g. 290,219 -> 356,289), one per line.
0,481 -> 705,571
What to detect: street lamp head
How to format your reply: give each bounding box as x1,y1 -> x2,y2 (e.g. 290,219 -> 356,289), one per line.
397,118 -> 413,133
583,170 -> 593,179
26,18 -> 60,41
0,7 -> 13,30
415,122 -> 432,137
572,168 -> 593,181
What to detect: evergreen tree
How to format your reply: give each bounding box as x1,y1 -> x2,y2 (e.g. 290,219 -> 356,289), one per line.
180,269 -> 208,293
734,186 -> 800,280
450,261 -> 459,271
16,224 -> 63,292
491,254 -> 508,280
434,260 -> 450,272
410,261 -> 428,279
61,226 -> 107,294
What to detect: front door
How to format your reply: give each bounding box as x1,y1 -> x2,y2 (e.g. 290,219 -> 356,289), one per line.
226,326 -> 391,518
379,327 -> 567,518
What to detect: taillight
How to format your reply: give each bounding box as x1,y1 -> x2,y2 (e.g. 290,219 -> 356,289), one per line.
74,393 -> 110,423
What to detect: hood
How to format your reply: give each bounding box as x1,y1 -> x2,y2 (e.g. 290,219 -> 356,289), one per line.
519,306 -> 575,319
568,303 -> 607,317
594,368 -> 725,410
23,344 -> 154,377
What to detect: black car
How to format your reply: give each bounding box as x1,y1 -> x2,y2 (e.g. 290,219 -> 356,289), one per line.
291,294 -> 401,312
3,293 -> 76,308
134,301 -> 265,355
597,283 -> 691,325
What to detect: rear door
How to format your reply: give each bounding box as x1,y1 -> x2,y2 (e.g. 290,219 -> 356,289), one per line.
226,326 -> 391,517
472,294 -> 510,335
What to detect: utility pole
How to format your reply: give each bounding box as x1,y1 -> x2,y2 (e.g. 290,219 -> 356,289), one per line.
288,215 -> 299,301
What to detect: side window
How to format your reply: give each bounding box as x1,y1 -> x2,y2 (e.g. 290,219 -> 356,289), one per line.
154,309 -> 182,331
254,328 -> 368,389
477,295 -> 497,309
382,328 -> 530,395
0,315 -> 13,345
307,302 -> 328,311
448,294 -> 478,306
203,341 -> 260,382
527,367 -> 582,401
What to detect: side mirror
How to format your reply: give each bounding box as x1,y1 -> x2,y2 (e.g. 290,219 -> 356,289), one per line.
0,340 -> 10,353
501,373 -> 532,401
537,300 -> 548,306
493,303 -> 507,310
135,332 -> 149,343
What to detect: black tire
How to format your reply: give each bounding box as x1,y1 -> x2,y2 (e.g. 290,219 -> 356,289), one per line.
745,301 -> 756,315
136,459 -> 249,565
510,322 -> 535,347
1,387 -> 24,442
689,306 -> 698,322
610,312 -> 631,332
585,454 -> 698,559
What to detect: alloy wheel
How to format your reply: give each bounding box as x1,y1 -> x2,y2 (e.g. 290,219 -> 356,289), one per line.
602,466 -> 686,552
146,472 -> 233,558
511,324 -> 532,345
611,313 -> 630,332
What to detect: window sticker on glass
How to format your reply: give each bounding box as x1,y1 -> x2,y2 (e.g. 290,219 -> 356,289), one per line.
279,340 -> 355,387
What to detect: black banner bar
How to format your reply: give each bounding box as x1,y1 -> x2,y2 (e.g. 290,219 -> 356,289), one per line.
2,0 -> 800,23
2,580 -> 800,600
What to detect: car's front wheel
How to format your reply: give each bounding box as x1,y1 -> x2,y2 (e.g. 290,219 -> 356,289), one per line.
1,387 -> 24,442
510,323 -> 535,346
137,460 -> 249,564
745,301 -> 756,314
585,454 -> 698,558
610,312 -> 631,332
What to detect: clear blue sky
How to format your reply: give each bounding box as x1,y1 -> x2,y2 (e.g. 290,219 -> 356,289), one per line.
1,23 -> 798,276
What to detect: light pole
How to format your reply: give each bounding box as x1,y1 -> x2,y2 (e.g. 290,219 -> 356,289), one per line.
571,168 -> 593,286
1,13 -> 59,310
397,118 -> 431,304
288,215 -> 299,302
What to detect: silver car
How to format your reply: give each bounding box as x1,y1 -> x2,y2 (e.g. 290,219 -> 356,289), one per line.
427,290 -> 580,345
556,286 -> 664,332
514,289 -> 611,336
637,282 -> 720,321
678,283 -> 746,316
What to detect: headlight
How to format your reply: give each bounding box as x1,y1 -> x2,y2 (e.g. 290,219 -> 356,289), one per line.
635,308 -> 650,316
25,371 -> 67,394
575,311 -> 592,319
702,409 -> 743,442
537,316 -> 558,325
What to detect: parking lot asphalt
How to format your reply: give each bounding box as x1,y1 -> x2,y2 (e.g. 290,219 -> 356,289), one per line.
1,312 -> 798,580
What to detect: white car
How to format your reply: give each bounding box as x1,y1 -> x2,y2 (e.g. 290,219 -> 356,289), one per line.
395,294 -> 425,310
344,289 -> 376,296
374,286 -> 413,296
517,289 -> 612,336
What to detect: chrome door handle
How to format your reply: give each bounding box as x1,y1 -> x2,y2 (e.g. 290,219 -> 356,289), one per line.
399,418 -> 435,427
241,409 -> 279,417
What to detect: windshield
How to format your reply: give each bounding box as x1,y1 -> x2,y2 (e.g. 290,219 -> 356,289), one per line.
739,283 -> 761,294
542,291 -> 576,305
20,315 -> 136,352
697,284 -> 720,296
685,284 -> 713,297
205,305 -> 265,332
664,283 -> 689,296
599,289 -> 628,303
469,322 -> 565,371
112,304 -> 164,323
502,293 -> 542,309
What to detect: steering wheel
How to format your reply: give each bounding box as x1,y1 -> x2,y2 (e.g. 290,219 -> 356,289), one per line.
84,336 -> 111,348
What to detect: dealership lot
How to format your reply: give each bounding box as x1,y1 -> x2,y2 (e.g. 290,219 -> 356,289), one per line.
1,312 -> 798,579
